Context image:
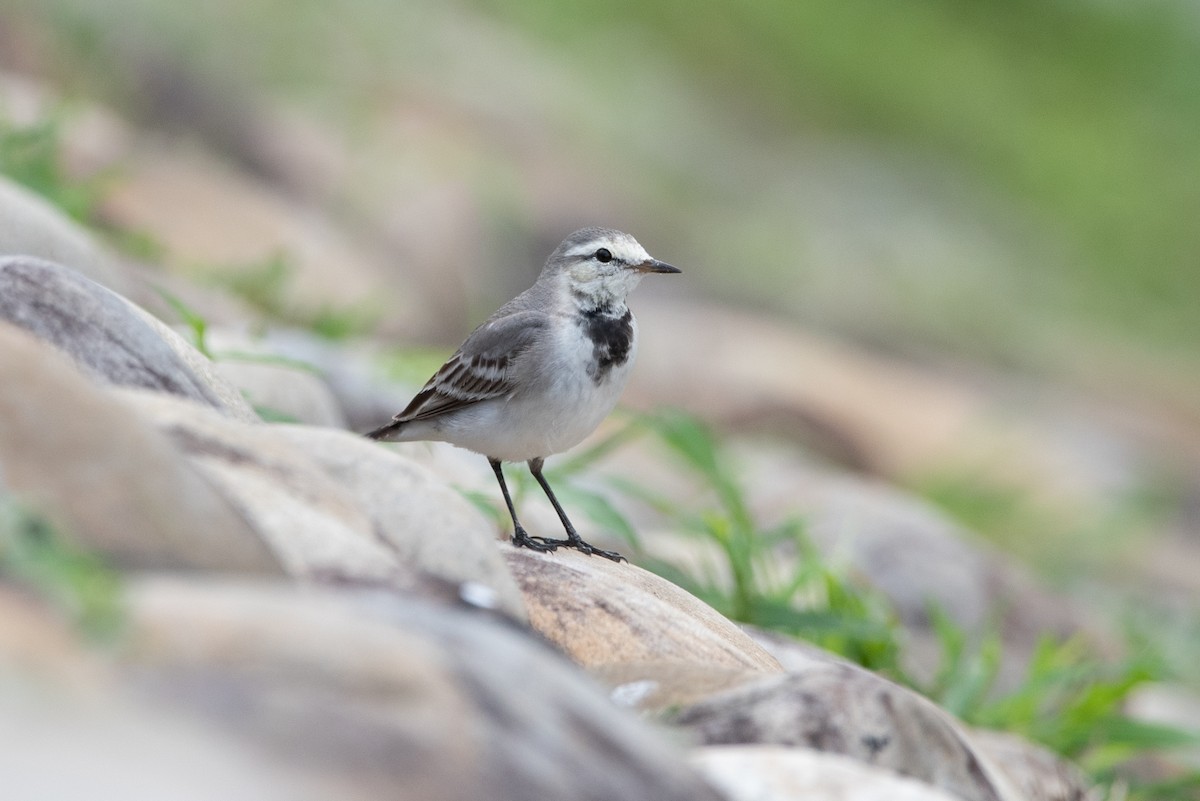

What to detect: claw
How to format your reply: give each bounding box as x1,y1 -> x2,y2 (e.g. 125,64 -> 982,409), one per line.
535,534 -> 625,562
512,527 -> 558,553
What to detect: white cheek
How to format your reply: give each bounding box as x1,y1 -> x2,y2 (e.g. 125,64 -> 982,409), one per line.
571,264 -> 598,282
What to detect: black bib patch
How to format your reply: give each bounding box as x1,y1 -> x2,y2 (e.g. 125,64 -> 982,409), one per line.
579,307 -> 633,384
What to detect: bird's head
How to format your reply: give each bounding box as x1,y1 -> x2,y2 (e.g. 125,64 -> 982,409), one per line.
545,227 -> 680,307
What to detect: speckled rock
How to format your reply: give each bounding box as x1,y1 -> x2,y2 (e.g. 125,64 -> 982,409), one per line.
968,730 -> 1093,801
742,626 -> 1095,801
668,664 -> 1022,801
503,544 -> 783,673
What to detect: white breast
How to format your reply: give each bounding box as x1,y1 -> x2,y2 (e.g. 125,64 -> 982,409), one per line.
427,315 -> 637,462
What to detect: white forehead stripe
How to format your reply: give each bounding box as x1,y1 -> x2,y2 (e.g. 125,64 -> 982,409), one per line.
566,234 -> 649,263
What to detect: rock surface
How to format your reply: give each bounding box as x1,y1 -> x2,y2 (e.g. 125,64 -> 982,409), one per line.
668,665 -> 1023,801
273,425 -> 526,618
968,730 -> 1092,801
504,544 -> 783,673
116,389 -> 409,586
743,627 -> 1096,801
692,745 -> 964,801
0,255 -> 255,420
114,391 -> 525,615
216,358 -> 348,427
0,322 -> 279,574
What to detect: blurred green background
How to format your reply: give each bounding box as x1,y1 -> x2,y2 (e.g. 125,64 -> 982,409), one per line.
4,0 -> 1200,398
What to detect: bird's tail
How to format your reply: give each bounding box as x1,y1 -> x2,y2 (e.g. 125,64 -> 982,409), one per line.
365,419 -> 407,441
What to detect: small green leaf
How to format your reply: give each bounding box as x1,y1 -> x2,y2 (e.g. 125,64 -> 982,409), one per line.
153,287 -> 213,358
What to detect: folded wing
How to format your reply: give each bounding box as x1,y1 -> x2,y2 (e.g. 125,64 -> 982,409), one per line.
394,310 -> 549,423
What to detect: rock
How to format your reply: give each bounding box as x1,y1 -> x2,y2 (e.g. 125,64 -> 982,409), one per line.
126,305 -> 260,422
0,256 -> 256,420
741,625 -> 861,673
0,322 -> 280,574
630,298 -> 989,474
969,729 -> 1093,801
203,326 -> 413,432
216,359 -> 348,427
595,661 -> 768,712
115,390 -> 406,586
692,745 -> 964,801
0,175 -> 135,296
740,629 -> 1095,800
120,575 -> 725,801
503,544 -> 783,673
270,425 -> 526,619
667,665 -> 1023,801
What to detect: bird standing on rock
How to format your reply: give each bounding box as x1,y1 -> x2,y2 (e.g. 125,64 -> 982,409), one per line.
367,227 -> 680,562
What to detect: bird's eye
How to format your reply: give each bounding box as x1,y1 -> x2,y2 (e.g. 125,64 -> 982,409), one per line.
594,248 -> 613,263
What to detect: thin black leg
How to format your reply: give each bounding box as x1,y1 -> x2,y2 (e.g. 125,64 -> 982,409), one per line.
528,458 -> 625,562
489,458 -> 556,553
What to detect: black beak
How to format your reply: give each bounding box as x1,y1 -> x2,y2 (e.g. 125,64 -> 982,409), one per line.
637,258 -> 681,274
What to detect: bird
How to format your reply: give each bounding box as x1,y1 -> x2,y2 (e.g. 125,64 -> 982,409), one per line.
367,227 -> 680,562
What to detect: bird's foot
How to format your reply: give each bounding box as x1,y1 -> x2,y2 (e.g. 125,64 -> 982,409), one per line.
538,533 -> 626,563
512,528 -> 558,553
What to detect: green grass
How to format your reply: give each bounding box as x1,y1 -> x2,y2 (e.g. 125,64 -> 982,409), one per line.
0,499 -> 124,640
155,287 -> 215,357
0,113 -> 105,221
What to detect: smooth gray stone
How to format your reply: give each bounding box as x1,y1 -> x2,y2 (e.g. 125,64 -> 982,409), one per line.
0,255 -> 247,417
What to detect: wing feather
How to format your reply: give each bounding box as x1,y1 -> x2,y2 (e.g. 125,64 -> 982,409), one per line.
392,310 -> 549,423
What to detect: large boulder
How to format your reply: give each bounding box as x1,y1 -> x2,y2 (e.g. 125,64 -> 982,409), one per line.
0,255 -> 255,420
0,322 -> 279,574
120,391 -> 524,616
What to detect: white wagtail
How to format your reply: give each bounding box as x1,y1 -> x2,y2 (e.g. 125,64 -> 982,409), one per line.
367,227 -> 680,562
